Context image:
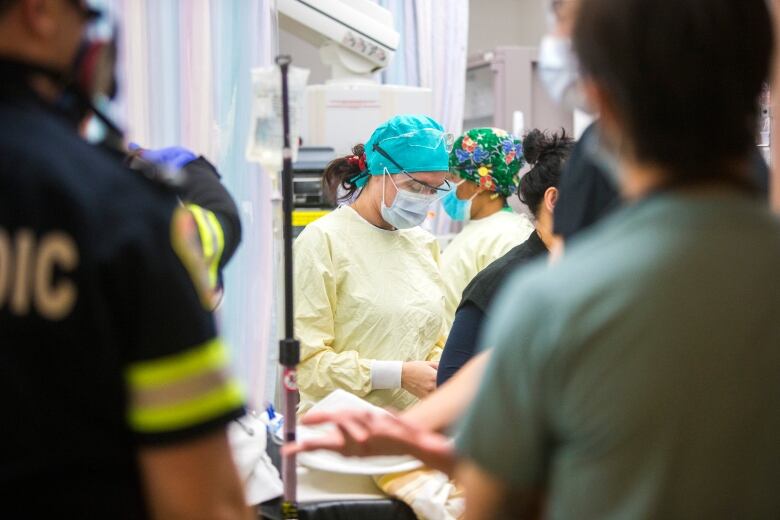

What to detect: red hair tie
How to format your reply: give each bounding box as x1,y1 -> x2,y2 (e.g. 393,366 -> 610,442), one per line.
347,153 -> 367,172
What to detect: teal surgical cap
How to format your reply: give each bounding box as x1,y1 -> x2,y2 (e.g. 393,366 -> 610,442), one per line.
355,115 -> 451,187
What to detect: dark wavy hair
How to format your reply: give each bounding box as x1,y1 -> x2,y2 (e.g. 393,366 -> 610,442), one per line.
519,129 -> 574,216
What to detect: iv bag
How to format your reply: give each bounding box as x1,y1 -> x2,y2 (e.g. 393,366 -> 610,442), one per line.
246,65 -> 310,172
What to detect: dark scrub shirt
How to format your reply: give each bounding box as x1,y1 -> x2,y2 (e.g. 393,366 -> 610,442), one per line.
437,231 -> 548,385
0,79 -> 244,518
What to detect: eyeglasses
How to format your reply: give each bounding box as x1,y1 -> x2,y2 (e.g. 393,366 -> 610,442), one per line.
67,0 -> 102,22
372,143 -> 453,195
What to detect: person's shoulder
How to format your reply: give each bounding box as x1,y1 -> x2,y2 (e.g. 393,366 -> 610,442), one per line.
492,206 -> 642,320
2,101 -> 171,190
79,148 -> 181,244
494,210 -> 535,237
306,206 -> 359,232
499,210 -> 533,224
403,224 -> 439,249
540,195 -> 709,305
404,224 -> 437,242
460,238 -> 543,310
294,208 -> 352,259
296,207 -> 352,241
0,101 -> 179,230
398,225 -> 440,260
470,211 -> 534,254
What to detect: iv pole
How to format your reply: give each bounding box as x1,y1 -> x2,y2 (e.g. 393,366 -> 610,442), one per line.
277,54 -> 300,520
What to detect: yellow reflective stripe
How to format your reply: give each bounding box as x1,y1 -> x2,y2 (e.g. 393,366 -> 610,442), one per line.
187,204 -> 224,288
129,380 -> 243,433
205,210 -> 225,260
204,210 -> 224,287
187,204 -> 214,261
127,338 -> 227,390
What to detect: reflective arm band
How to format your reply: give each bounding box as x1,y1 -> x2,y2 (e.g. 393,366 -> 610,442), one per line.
126,339 -> 243,434
204,209 -> 225,285
187,204 -> 225,288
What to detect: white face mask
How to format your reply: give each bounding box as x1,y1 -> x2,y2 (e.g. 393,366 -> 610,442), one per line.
380,171 -> 437,229
538,35 -> 589,112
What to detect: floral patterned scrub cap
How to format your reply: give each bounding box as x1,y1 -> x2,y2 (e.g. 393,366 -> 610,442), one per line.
449,127 -> 525,197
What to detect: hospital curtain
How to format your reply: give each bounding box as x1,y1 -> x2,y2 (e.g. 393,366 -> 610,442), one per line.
415,0 -> 470,236
379,0 -> 469,135
414,0 -> 469,136
104,0 -> 277,408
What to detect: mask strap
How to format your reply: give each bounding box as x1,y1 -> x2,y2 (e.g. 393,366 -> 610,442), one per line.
386,168 -> 406,193
381,167 -> 390,209
454,180 -> 481,202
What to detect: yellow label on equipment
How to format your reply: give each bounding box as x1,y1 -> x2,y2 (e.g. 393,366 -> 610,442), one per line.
292,210 -> 330,227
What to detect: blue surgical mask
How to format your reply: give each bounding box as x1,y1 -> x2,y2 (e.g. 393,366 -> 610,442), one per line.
441,181 -> 478,222
380,171 -> 437,229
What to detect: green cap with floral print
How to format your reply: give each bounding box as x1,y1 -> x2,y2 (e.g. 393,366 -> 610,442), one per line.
449,128 -> 525,197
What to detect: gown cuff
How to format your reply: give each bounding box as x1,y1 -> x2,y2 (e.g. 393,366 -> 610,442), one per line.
370,360 -> 403,390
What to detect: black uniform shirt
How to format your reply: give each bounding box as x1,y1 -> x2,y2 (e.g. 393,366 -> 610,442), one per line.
0,85 -> 243,518
552,124 -> 620,239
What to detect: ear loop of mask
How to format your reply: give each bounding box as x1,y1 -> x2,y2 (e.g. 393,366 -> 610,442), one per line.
382,167 -> 389,209
454,179 -> 481,203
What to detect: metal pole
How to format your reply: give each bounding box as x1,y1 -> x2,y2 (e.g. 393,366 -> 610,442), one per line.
277,54 -> 300,520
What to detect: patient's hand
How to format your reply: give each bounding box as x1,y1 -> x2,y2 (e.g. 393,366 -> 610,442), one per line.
283,410 -> 456,475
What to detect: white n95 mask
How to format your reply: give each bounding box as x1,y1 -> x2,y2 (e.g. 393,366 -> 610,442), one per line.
538,35 -> 588,112
380,172 -> 436,229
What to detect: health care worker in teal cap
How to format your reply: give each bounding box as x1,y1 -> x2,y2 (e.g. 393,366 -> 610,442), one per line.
439,127 -> 535,330
293,115 -> 454,414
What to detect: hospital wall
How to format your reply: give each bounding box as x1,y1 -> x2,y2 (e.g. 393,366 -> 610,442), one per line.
467,0 -> 546,54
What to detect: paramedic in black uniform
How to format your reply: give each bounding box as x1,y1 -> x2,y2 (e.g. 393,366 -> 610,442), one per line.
0,1 -> 252,518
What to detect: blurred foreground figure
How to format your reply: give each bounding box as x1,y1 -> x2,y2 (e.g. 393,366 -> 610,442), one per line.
0,1 -> 251,518
456,0 -> 780,518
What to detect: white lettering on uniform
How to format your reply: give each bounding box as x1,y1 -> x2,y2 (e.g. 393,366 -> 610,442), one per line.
0,228 -> 79,320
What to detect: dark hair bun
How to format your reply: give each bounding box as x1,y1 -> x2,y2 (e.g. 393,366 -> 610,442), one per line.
518,128 -> 575,216
522,129 -> 547,165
